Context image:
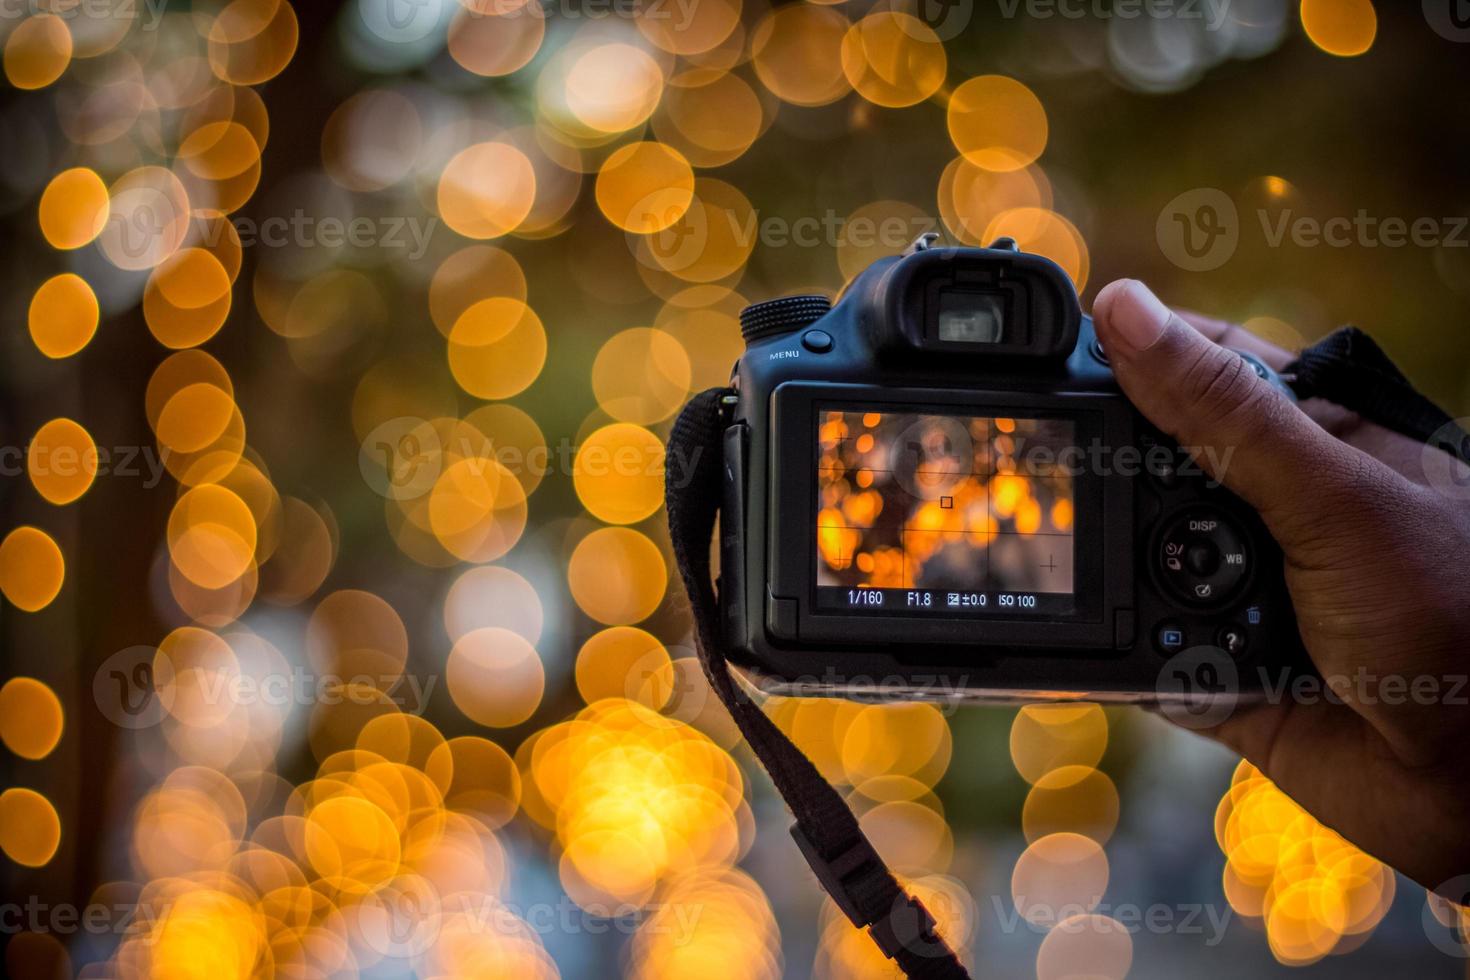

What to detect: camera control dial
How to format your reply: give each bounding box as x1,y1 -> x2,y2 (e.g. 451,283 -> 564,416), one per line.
740,295 -> 832,344
1157,508 -> 1251,606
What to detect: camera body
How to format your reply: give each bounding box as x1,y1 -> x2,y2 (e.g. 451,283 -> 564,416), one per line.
718,238 -> 1309,703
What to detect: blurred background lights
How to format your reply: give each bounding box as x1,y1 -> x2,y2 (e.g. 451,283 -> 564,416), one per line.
591,327 -> 691,423
841,11 -> 947,108
27,417 -> 98,505
0,526 -> 65,612
3,13 -> 73,91
947,75 -> 1049,172
28,273 -> 100,358
447,626 -> 546,728
38,166 -> 108,249
574,423 -> 667,524
594,141 -> 695,233
0,788 -> 62,867
447,297 -> 548,398
1300,0 -> 1377,57
437,141 -> 538,240
2,1 -> 1466,976
567,527 -> 667,625
751,4 -> 852,108
0,677 -> 65,760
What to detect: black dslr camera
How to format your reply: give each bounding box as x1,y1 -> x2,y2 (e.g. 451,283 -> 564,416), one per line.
717,235 -> 1309,702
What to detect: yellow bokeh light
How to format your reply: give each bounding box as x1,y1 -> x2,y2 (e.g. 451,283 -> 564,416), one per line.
206,0 -> 300,85
591,328 -> 692,423
574,423 -> 667,525
1009,703 -> 1108,785
465,402 -> 550,495
575,626 -> 673,707
38,167 -> 109,249
144,248 -> 234,348
176,121 -> 263,214
947,75 -> 1049,172
448,3 -> 545,77
428,734 -> 523,828
595,141 -> 696,234
305,794 -> 400,894
167,484 -> 259,590
427,458 -> 528,562
447,627 -> 546,728
639,178 -> 758,282
3,13 -> 72,90
28,273 -> 99,359
0,678 -> 64,760
156,384 -> 238,455
1022,765 -> 1119,844
1216,761 -> 1395,962
28,417 -> 98,506
840,11 -> 947,108
429,245 -> 528,337
448,298 -> 548,399
751,4 -> 852,107
638,0 -> 741,55
259,496 -> 337,605
566,43 -> 665,133
1301,0 -> 1376,57
568,527 -> 667,625
0,526 -> 65,612
0,788 -> 61,867
938,156 -> 1050,245
438,142 -> 538,240
653,70 -> 765,170
306,589 -> 409,693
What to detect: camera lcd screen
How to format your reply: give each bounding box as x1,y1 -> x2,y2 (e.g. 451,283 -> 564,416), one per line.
815,408 -> 1076,616
936,290 -> 1011,344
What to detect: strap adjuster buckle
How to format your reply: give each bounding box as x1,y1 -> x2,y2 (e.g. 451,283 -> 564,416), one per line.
789,822 -> 881,927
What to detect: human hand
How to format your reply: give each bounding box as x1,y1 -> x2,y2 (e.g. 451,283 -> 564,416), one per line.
1092,278 -> 1470,895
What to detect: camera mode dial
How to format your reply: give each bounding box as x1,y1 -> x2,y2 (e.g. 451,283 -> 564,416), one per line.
1157,508 -> 1251,606
740,295 -> 832,344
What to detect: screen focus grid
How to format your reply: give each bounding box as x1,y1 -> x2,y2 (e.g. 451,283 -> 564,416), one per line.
816,409 -> 1076,595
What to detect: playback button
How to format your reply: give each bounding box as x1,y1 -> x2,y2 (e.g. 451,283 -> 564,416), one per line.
1157,508 -> 1250,606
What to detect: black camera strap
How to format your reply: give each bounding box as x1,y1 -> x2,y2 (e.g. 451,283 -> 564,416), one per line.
1286,326 -> 1470,464
666,386 -> 972,980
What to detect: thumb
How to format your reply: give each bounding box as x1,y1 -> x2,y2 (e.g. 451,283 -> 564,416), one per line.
1091,278 -> 1360,547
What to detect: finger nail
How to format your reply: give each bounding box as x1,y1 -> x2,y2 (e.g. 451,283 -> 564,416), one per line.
1109,280 -> 1172,353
